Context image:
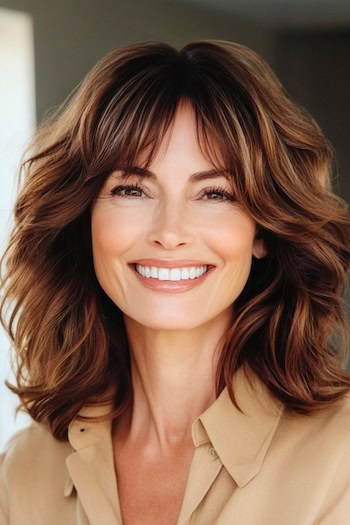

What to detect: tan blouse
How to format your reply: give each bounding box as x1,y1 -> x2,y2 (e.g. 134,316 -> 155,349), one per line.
1,366 -> 350,524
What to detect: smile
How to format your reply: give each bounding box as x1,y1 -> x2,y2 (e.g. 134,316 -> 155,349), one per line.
135,264 -> 208,281
129,263 -> 216,293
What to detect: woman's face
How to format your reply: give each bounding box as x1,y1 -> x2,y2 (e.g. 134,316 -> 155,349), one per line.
91,102 -> 266,331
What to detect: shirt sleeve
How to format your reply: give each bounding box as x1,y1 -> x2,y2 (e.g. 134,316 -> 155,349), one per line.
316,438 -> 350,524
0,453 -> 9,524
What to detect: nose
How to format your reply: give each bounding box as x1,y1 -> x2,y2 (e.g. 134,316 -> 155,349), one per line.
146,199 -> 194,250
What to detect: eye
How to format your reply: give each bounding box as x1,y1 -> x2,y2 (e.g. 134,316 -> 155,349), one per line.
110,184 -> 145,198
202,186 -> 236,202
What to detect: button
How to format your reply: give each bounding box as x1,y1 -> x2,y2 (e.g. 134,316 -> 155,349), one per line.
208,447 -> 218,460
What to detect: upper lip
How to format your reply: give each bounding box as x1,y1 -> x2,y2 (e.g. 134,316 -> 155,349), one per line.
129,259 -> 215,269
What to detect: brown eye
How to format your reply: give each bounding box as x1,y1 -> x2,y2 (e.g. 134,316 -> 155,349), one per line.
202,187 -> 235,201
110,184 -> 144,197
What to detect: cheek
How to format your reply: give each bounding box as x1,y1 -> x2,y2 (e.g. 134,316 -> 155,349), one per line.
91,206 -> 142,261
205,211 -> 256,260
91,206 -> 143,298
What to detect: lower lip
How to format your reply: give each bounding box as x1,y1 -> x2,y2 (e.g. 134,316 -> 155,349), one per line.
129,265 -> 215,293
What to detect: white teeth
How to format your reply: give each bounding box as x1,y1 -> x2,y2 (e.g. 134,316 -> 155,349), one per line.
150,267 -> 158,278
170,268 -> 181,281
189,267 -> 197,279
181,268 -> 190,279
158,268 -> 170,280
135,264 -> 208,281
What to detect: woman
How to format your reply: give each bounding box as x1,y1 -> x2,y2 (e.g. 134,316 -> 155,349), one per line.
0,40 -> 349,525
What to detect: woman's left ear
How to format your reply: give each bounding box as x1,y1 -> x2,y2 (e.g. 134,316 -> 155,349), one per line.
252,229 -> 268,259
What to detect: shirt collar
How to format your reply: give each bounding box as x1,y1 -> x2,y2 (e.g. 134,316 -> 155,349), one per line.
65,402 -> 115,497
66,401 -> 123,523
66,366 -> 284,495
68,403 -> 113,451
192,365 -> 284,487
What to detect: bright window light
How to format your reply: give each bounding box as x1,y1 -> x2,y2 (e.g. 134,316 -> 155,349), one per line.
0,7 -> 36,449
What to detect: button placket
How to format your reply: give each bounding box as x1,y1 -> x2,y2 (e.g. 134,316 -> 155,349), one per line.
177,444 -> 222,524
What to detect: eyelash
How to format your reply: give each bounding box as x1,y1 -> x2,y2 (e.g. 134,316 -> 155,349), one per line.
110,184 -> 235,202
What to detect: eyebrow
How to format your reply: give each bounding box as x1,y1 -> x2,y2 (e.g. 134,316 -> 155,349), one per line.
113,166 -> 230,183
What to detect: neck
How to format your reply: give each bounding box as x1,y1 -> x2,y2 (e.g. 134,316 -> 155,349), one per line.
115,312 -> 230,455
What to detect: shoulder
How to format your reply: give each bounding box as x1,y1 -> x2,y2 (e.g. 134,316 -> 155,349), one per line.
0,422 -> 74,522
254,393 -> 350,522
0,422 -> 73,476
303,394 -> 350,521
275,392 -> 350,482
281,392 -> 350,438
278,392 -> 350,447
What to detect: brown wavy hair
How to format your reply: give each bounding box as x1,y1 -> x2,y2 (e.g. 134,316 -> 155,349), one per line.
1,40 -> 350,441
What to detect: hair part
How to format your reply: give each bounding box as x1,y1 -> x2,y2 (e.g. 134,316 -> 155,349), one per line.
1,40 -> 349,440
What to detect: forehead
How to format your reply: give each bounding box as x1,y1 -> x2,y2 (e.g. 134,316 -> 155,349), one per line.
136,100 -> 225,175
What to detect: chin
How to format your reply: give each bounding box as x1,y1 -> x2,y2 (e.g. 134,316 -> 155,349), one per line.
129,313 -> 206,332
